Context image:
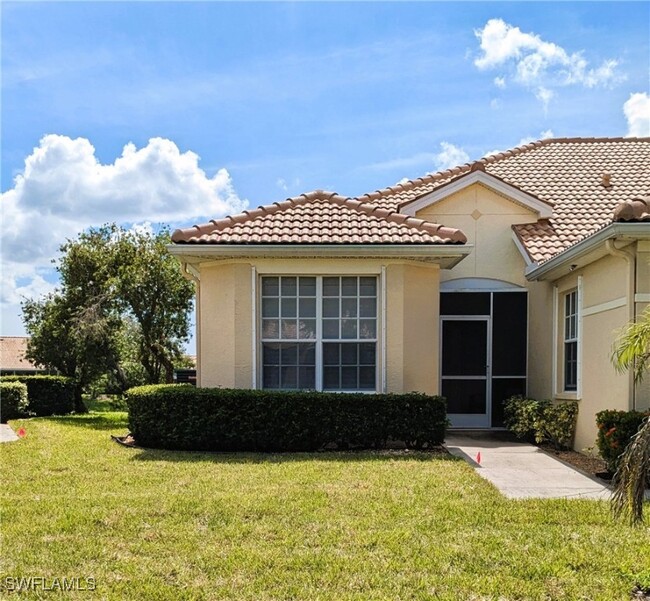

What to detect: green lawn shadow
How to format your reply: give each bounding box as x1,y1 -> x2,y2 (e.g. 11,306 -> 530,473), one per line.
127,446 -> 460,465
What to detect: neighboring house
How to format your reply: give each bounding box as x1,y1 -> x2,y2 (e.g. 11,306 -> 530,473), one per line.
169,137 -> 650,452
0,337 -> 54,376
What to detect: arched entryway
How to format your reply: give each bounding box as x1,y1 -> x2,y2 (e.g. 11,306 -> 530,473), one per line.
440,278 -> 527,428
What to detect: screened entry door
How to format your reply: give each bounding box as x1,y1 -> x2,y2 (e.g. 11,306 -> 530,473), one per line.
441,318 -> 490,428
440,290 -> 528,429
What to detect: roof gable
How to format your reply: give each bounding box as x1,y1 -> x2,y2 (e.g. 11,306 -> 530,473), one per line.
358,137 -> 650,264
172,190 -> 467,245
399,164 -> 554,219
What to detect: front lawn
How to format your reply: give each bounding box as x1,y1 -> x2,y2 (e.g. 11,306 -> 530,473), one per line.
1,402 -> 648,600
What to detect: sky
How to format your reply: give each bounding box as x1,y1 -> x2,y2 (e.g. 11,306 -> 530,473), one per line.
2,1 -> 649,354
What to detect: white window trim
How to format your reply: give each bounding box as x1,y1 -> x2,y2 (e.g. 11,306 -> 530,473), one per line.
258,275 -> 379,392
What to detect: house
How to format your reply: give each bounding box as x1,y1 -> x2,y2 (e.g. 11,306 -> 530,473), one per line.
0,337 -> 54,376
169,137 -> 650,452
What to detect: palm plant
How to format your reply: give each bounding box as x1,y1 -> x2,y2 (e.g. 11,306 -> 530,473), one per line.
611,306 -> 650,524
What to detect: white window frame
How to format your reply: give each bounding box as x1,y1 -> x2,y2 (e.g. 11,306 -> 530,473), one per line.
563,289 -> 579,392
259,275 -> 379,392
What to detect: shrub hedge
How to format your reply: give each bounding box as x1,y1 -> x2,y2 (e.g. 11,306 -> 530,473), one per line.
126,385 -> 448,452
0,376 -> 78,417
595,409 -> 650,473
1,381 -> 28,422
503,396 -> 578,450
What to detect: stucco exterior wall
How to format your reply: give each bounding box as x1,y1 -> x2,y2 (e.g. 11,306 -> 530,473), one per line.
553,253 -> 632,452
199,262 -> 253,388
415,183 -> 533,286
386,263 -> 440,395
526,281 -> 554,401
196,258 -> 440,395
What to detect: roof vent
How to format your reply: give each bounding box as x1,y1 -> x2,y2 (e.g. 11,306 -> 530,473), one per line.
601,172 -> 612,188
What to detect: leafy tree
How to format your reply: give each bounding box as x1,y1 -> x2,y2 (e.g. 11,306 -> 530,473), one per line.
611,306 -> 650,524
22,224 -> 194,392
112,227 -> 194,383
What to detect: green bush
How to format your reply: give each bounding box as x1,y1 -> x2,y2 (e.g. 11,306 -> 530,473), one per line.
503,397 -> 541,442
504,396 -> 578,450
537,401 -> 579,450
126,385 -> 448,452
1,381 -> 28,422
595,409 -> 649,473
0,376 -> 79,417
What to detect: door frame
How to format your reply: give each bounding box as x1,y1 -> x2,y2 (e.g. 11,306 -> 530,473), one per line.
440,315 -> 492,428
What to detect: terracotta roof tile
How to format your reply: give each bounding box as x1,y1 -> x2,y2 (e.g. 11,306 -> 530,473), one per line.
0,337 -> 43,372
613,195 -> 650,222
172,190 -> 466,245
360,138 -> 650,263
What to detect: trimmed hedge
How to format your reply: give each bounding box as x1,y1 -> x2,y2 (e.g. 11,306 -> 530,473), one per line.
0,376 -> 78,417
1,381 -> 28,422
596,409 -> 650,473
504,396 -> 578,450
127,385 -> 448,452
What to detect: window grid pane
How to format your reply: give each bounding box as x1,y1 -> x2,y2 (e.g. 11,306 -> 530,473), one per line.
563,290 -> 578,391
261,276 -> 377,391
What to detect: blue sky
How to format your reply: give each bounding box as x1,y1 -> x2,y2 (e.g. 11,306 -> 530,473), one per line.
2,2 -> 649,351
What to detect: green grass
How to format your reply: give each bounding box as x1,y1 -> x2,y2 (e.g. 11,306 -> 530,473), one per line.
1,401 -> 648,600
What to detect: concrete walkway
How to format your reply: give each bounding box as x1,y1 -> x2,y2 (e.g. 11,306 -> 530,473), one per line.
445,433 -> 611,500
0,424 -> 19,443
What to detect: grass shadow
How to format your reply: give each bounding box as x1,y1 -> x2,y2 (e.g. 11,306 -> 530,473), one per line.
127,446 -> 460,465
47,413 -> 128,431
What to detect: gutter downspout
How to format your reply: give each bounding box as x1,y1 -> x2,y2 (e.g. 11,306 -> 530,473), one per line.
180,262 -> 201,387
605,239 -> 637,410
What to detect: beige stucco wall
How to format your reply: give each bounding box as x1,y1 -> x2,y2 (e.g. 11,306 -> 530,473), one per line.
552,252 -> 633,452
198,262 -> 253,388
386,263 -> 440,395
196,258 -> 440,395
415,183 -> 533,286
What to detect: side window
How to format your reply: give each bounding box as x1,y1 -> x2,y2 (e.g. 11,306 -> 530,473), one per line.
563,290 -> 578,392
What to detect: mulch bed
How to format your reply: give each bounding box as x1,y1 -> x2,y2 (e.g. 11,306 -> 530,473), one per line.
538,443 -> 612,482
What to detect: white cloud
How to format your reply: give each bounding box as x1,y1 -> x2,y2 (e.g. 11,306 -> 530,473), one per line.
433,142 -> 470,171
1,134 -> 245,319
276,178 -> 289,192
623,92 -> 650,137
535,86 -> 554,111
490,98 -> 501,110
474,18 -> 622,105
482,130 -> 554,158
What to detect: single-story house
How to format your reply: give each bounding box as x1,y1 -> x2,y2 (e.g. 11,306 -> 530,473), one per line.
169,137 -> 650,452
0,337 -> 55,376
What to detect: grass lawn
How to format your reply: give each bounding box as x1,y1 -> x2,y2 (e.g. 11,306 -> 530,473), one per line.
1,401 -> 649,601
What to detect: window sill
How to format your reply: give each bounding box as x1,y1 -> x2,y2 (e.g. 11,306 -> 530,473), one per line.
554,393 -> 580,401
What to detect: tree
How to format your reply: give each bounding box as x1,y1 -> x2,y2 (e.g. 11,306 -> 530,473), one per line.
22,224 -> 194,391
611,306 -> 650,524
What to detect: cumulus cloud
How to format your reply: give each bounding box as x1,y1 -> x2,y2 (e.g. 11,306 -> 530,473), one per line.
432,142 -> 470,172
1,134 -> 245,311
474,18 -> 622,106
623,92 -> 650,137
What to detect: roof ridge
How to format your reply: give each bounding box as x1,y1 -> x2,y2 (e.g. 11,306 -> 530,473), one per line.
171,190 -> 341,242
358,137 -> 650,203
329,196 -> 466,242
171,189 -> 467,244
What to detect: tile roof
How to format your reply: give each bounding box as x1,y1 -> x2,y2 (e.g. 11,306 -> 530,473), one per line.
0,337 -> 44,372
613,195 -> 650,222
172,190 -> 466,245
357,138 -> 650,263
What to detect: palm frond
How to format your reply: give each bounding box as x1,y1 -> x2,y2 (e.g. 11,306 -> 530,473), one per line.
612,306 -> 650,383
612,417 -> 650,525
